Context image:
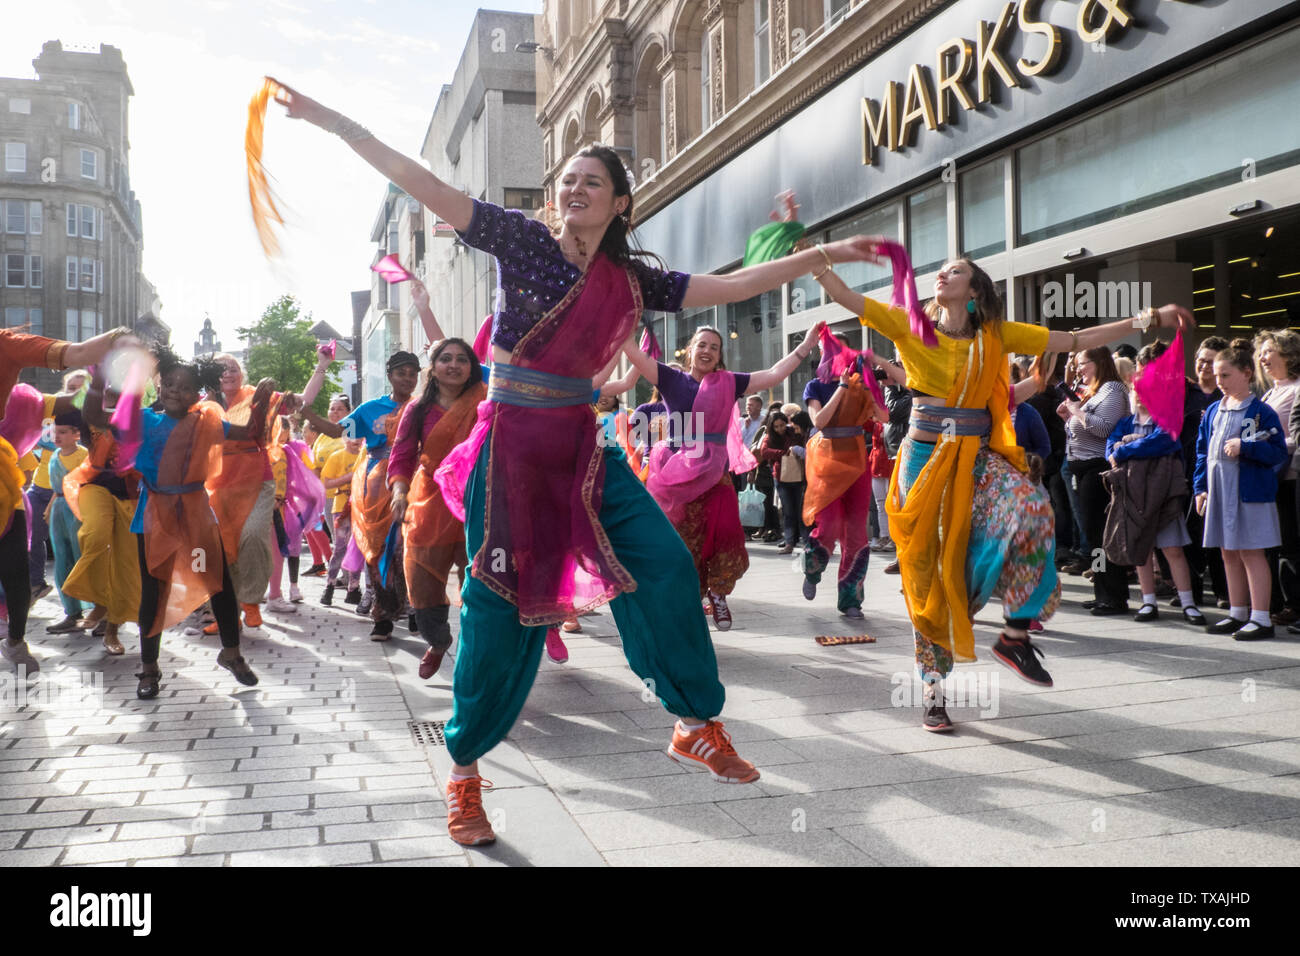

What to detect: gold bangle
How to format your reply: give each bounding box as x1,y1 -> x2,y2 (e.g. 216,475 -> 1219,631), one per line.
1068,330 -> 1078,351
814,243 -> 834,272
812,265 -> 831,281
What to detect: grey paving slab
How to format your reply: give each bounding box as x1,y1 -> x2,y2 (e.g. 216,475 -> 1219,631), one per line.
3,543 -> 1298,866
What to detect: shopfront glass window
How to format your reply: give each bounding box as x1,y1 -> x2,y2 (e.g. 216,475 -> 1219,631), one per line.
828,202 -> 899,295
907,184 -> 947,275
1018,26 -> 1300,245
961,160 -> 1005,258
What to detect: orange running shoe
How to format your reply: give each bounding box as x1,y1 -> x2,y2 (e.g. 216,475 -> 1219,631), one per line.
242,603 -> 262,628
445,776 -> 496,846
203,622 -> 220,635
667,720 -> 760,783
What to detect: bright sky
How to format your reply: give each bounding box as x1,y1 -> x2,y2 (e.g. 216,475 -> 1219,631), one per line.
2,0 -> 542,354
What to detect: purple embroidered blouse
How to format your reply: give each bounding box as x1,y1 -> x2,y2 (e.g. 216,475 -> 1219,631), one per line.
456,199 -> 692,352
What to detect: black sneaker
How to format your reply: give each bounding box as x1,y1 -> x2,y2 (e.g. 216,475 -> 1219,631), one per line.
922,686 -> 954,733
370,619 -> 394,642
1134,603 -> 1159,623
991,633 -> 1053,687
320,584 -> 335,607
343,588 -> 362,606
1206,616 -> 1246,635
1232,622 -> 1275,641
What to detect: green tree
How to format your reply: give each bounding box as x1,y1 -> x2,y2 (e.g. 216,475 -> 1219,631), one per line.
237,294 -> 341,417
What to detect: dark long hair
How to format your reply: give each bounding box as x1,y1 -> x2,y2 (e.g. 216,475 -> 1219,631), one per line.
409,338 -> 482,436
763,411 -> 792,451
571,144 -> 667,270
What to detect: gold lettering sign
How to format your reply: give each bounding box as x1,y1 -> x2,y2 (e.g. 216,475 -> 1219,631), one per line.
861,0 -> 1136,166
861,81 -> 900,164
1017,0 -> 1062,76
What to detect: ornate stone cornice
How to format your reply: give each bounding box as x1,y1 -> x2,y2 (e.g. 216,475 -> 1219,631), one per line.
635,0 -> 946,218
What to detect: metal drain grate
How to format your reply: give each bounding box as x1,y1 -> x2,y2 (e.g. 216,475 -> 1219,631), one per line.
408,720 -> 447,748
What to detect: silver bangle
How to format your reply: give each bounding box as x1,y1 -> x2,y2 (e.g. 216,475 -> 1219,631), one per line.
326,114 -> 373,142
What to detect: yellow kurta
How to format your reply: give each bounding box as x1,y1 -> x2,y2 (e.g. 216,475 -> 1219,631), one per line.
859,297 -> 1049,661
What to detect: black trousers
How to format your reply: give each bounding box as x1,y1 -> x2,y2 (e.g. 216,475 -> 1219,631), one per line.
1271,479 -> 1299,612
1073,456 -> 1131,609
137,534 -> 241,664
0,511 -> 30,642
1047,469 -> 1075,554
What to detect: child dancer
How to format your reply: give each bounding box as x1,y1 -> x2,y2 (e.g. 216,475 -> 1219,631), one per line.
61,413 -> 141,654
45,413 -> 92,636
84,350 -> 272,697
303,418 -> 338,575
320,437 -> 362,605
1196,339 -> 1289,640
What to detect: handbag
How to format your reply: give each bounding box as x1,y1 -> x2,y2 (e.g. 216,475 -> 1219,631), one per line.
737,477 -> 766,527
779,450 -> 804,484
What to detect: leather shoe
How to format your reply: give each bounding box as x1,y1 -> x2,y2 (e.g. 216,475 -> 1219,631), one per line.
1090,603 -> 1127,616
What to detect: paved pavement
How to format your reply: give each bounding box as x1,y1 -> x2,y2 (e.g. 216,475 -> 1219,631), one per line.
3,542 -> 1299,867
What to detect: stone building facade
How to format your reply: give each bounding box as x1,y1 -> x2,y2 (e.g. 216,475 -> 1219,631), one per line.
0,41 -> 153,390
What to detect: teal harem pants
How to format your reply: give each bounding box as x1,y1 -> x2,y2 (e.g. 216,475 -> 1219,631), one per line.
445,440 -> 727,766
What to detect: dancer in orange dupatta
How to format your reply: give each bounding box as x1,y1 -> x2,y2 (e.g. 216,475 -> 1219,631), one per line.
815,257 -> 1192,731
206,348 -> 332,630
389,338 -> 486,679
82,349 -> 273,698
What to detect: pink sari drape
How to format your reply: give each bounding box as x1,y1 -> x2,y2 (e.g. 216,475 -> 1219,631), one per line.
646,371 -> 756,525
435,254 -> 644,626
283,439 -> 327,545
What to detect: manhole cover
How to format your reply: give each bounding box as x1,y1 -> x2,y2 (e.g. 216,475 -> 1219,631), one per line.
408,720 -> 446,748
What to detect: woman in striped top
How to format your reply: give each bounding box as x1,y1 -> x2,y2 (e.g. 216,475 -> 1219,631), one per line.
1061,347 -> 1133,614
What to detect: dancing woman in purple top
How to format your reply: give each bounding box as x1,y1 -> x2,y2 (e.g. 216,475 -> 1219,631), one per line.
274,80 -> 882,847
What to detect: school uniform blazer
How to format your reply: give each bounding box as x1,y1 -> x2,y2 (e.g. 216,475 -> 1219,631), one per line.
1193,397 -> 1288,501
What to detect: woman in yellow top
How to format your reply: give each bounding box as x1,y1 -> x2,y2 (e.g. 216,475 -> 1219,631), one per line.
319,437 -> 362,606
815,257 -> 1191,731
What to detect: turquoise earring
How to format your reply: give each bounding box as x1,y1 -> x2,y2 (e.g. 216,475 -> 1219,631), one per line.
966,299 -> 976,315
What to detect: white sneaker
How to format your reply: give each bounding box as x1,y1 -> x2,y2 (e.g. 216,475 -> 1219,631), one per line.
289,584 -> 303,604
266,597 -> 297,614
1,637 -> 40,678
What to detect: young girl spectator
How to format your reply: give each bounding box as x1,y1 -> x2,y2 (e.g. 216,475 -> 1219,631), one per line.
1196,339 -> 1289,640
1105,342 -> 1205,626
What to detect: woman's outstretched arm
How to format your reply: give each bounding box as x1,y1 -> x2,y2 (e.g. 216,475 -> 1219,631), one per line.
682,237 -> 884,309
272,79 -> 473,233
746,320 -> 825,393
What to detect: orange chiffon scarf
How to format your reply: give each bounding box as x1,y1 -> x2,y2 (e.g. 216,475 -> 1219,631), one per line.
801,376 -> 876,525
403,383 -> 486,605
206,385 -> 281,562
